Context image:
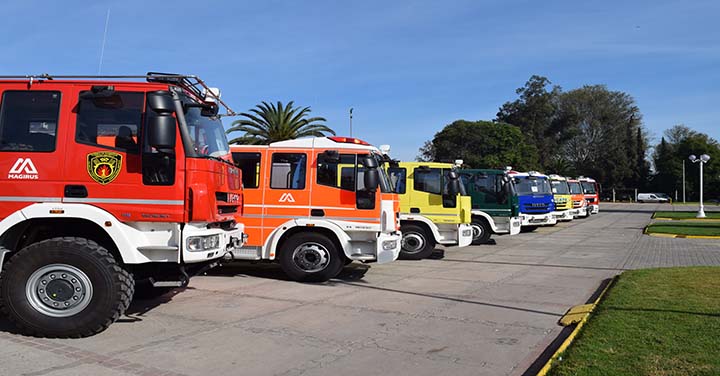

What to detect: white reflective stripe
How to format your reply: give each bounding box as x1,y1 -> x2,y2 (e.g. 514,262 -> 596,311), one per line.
242,213 -> 381,222
244,204 -> 355,210
63,198 -> 184,205
0,196 -> 62,202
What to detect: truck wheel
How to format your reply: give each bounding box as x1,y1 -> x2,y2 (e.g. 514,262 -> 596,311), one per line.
399,224 -> 436,260
0,237 -> 134,338
279,233 -> 344,282
521,226 -> 538,233
470,219 -> 492,245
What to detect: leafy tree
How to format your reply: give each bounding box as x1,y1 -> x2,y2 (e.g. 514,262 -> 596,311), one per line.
651,129 -> 720,201
417,120 -> 538,170
554,85 -> 648,189
226,101 -> 334,144
496,75 -> 562,169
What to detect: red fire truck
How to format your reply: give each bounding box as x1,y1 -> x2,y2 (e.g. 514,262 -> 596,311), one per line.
0,73 -> 246,337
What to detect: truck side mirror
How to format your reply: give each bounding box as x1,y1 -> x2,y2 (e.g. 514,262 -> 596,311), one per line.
447,171 -> 461,196
146,91 -> 176,150
363,168 -> 379,191
147,91 -> 175,113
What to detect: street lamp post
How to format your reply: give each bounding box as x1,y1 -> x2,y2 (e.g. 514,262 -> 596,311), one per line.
689,154 -> 711,218
349,107 -> 353,137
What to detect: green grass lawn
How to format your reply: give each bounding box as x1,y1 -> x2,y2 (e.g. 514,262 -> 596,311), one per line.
646,221 -> 720,237
549,267 -> 720,376
653,211 -> 720,220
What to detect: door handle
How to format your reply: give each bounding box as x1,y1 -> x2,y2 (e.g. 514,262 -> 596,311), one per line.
64,185 -> 88,198
310,209 -> 325,217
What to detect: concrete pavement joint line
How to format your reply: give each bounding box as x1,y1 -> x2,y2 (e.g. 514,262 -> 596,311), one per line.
338,281 -> 563,317
0,333 -> 189,376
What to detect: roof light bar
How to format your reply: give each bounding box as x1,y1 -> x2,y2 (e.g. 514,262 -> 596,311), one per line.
328,136 -> 370,146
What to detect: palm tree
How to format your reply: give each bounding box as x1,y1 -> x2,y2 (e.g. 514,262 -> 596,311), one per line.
226,101 -> 335,144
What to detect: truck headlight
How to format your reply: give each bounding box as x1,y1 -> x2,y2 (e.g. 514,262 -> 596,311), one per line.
187,234 -> 220,252
382,240 -> 398,251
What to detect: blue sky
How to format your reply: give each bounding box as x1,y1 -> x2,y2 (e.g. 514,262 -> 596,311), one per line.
1,0 -> 718,160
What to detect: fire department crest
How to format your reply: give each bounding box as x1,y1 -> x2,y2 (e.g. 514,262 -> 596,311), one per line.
87,152 -> 122,185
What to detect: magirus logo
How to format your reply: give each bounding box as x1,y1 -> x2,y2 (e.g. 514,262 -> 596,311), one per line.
8,158 -> 38,180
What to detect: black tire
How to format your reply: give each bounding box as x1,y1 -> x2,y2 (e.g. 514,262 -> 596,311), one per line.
470,218 -> 492,245
399,224 -> 436,260
279,233 -> 344,282
0,237 -> 134,338
521,225 -> 538,233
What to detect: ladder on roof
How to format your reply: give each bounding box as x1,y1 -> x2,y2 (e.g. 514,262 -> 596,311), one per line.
0,72 -> 237,116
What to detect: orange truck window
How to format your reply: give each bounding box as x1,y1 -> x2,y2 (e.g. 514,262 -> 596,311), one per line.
270,153 -> 306,189
233,152 -> 262,189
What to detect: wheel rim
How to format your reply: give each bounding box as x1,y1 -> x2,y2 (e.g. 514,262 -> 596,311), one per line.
401,232 -> 425,254
291,242 -> 330,273
471,224 -> 484,241
26,264 -> 93,318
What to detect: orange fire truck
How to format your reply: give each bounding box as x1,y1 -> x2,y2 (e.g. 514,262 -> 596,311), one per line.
0,73 -> 246,337
231,137 -> 401,282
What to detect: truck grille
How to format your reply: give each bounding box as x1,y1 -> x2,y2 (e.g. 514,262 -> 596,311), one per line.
522,203 -> 549,213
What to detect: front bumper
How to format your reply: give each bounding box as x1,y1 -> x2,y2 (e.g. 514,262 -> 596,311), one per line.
492,216 -> 522,236
457,223 -> 473,247
552,210 -> 574,221
182,223 -> 246,263
520,213 -> 557,227
376,231 -> 402,264
571,207 -> 588,218
589,204 -> 599,214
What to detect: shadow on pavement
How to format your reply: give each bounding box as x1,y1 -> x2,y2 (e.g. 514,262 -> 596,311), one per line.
439,258 -> 628,271
605,306 -> 720,317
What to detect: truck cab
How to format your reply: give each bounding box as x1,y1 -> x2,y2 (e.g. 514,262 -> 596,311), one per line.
0,73 -> 246,337
567,178 -> 589,218
386,162 -> 472,259
578,176 -> 600,214
548,174 -> 573,222
458,168 -> 521,244
508,171 -> 557,230
231,137 -> 401,282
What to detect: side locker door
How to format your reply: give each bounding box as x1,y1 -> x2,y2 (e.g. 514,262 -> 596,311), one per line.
0,85 -> 66,215
263,149 -> 310,224
61,85 -> 184,223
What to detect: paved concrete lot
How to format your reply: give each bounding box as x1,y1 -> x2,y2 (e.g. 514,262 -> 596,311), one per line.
2,203 -> 719,376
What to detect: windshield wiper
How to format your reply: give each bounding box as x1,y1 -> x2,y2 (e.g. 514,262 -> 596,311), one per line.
198,154 -> 236,167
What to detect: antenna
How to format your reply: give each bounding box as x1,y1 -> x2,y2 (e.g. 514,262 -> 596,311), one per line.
98,8 -> 111,74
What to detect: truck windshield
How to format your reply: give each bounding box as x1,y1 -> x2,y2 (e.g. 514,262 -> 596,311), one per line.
581,182 -> 597,194
185,107 -> 230,158
551,180 -> 570,194
513,177 -> 551,195
569,182 -> 583,194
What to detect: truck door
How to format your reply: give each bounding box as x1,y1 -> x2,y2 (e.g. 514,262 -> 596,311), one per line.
0,87 -> 67,216
263,150 -> 310,225
62,87 -> 185,224
232,150 -> 265,247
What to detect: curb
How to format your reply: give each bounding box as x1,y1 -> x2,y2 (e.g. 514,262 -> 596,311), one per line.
645,232 -> 720,239
530,276 -> 617,376
652,217 -> 720,221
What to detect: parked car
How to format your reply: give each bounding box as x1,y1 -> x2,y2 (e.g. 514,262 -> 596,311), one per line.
637,193 -> 671,203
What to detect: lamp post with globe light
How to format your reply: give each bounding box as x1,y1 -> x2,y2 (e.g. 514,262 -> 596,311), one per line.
689,154 -> 710,218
